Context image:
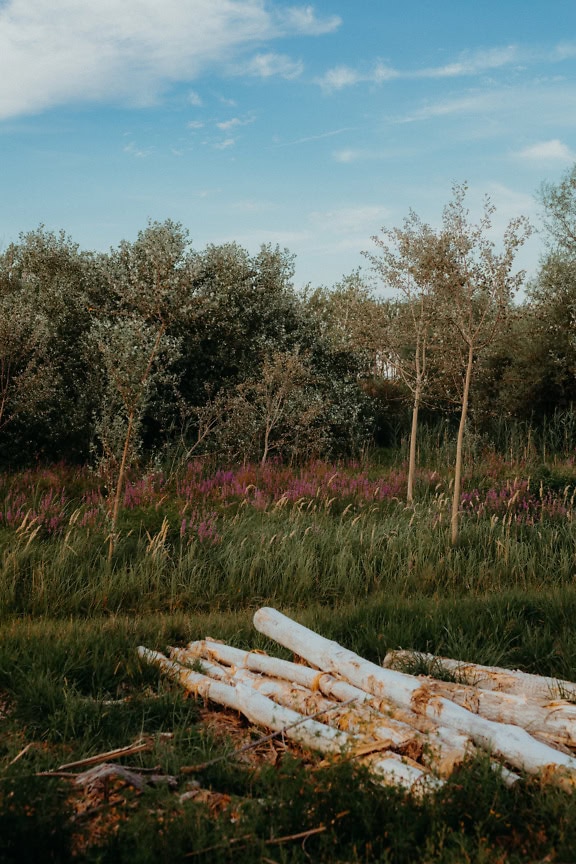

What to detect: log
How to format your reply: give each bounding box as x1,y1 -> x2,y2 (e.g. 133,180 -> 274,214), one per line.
181,640 -> 463,740
175,643 -> 471,776
384,650 -> 576,702
381,652 -> 576,751
138,647 -> 434,791
252,608 -> 576,785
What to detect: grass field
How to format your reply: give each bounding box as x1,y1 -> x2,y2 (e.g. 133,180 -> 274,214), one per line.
2,452 -> 576,862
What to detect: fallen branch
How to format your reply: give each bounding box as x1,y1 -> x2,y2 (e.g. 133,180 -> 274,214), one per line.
54,739 -> 152,772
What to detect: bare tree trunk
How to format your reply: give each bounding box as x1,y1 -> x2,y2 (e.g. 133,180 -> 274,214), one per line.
261,423 -> 270,466
407,386 -> 421,504
108,410 -> 134,563
451,343 -> 474,546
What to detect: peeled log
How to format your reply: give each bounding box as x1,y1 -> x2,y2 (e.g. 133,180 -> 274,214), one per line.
384,650 -> 576,702
138,646 -> 432,791
176,642 -> 471,776
253,608 -> 576,785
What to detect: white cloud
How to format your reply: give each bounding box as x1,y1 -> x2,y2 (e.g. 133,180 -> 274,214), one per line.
418,46 -> 519,79
0,0 -> 332,119
277,5 -> 341,35
318,62 -> 398,91
123,140 -> 154,158
187,90 -> 203,106
332,149 -> 360,163
308,205 -> 390,236
214,137 -> 236,149
516,139 -> 575,162
244,52 -> 303,79
187,120 -> 205,130
319,45 -> 525,93
216,115 -> 255,130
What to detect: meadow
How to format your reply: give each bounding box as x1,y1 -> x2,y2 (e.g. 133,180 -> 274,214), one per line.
2,442 -> 576,862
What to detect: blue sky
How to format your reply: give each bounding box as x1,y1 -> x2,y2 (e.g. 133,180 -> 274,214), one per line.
1,0 -> 576,292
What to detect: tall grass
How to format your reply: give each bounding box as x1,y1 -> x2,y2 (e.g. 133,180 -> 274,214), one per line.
1,456 -> 575,617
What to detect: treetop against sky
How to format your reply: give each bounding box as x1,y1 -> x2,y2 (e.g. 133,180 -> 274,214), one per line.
1,0 -> 576,290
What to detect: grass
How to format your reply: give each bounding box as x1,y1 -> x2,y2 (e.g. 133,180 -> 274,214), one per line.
2,453 -> 576,861
3,598 -> 576,862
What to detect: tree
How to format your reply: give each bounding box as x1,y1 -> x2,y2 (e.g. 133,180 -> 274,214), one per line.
539,164 -> 576,255
198,350 -> 325,465
0,289 -> 56,436
0,227 -> 100,464
366,213 -> 441,504
433,184 -> 531,544
92,220 -> 194,559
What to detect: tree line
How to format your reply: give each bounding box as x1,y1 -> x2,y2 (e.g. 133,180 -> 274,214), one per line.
1,169 -> 576,488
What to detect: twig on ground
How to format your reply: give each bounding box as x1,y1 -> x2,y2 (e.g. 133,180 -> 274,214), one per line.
8,743 -> 33,765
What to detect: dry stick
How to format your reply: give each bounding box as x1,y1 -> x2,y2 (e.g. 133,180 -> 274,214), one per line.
8,743 -> 33,766
181,697 -> 357,773
54,740 -> 151,772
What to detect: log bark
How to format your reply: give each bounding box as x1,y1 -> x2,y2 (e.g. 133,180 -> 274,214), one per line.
381,651 -> 576,750
384,650 -> 576,701
138,646 -> 433,791
176,642 -> 471,776
252,608 -> 576,785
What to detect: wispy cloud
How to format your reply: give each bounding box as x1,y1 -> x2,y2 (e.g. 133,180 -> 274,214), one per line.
187,90 -> 203,107
0,0 -> 336,119
417,46 -> 519,79
399,81 -> 576,126
214,138 -> 236,150
317,44 -> 563,92
276,5 -> 341,36
276,127 -> 354,147
516,139 -> 575,162
318,62 -> 398,92
123,140 -> 154,158
216,115 -> 255,131
243,53 -> 303,80
308,205 -> 390,236
333,148 -> 360,163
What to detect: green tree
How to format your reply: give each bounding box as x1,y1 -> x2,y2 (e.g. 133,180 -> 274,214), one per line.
92,220 -> 194,558
433,185 -> 531,544
366,214 -> 441,504
0,227 -> 99,463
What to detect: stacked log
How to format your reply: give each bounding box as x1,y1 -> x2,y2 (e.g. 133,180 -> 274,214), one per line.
138,607 -> 576,793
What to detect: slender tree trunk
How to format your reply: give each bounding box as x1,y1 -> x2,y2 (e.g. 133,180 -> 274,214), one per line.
108,410 -> 135,563
407,385 -> 421,504
261,423 -> 270,466
451,344 -> 474,546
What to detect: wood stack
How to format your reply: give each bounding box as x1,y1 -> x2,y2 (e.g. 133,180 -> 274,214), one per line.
138,607 -> 576,794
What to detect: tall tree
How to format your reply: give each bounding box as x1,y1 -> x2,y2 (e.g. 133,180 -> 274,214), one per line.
434,185 -> 531,544
93,220 -> 194,559
366,213 -> 441,504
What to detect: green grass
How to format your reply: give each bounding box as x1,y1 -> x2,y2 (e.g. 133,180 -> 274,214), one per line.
2,499 -> 576,617
2,600 -> 576,862
3,456 -> 576,861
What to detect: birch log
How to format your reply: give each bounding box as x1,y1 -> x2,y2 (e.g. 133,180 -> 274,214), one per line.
175,643 -> 472,775
381,653 -> 576,750
252,608 -> 576,785
384,650 -> 576,702
138,646 -> 432,791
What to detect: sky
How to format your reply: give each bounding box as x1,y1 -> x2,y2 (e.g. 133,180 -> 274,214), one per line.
1,0 -> 576,293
